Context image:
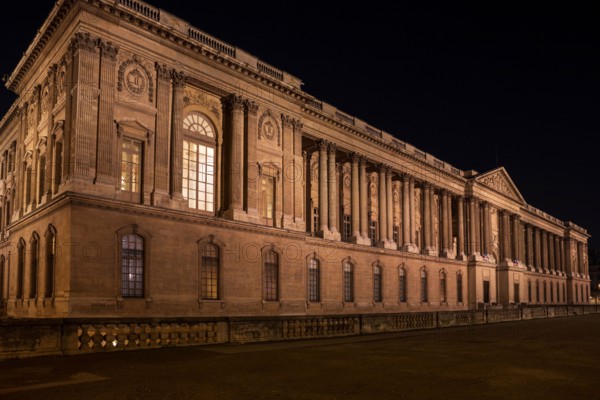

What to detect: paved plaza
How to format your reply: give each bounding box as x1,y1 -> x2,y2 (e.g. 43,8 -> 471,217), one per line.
1,314 -> 598,399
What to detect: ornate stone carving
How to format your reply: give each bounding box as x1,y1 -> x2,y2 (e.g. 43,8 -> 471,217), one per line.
281,114 -> 294,128
292,119 -> 303,132
223,94 -> 245,113
98,39 -> 119,61
316,139 -> 329,151
245,100 -> 259,116
57,65 -> 67,99
479,171 -> 519,201
184,88 -> 222,120
118,55 -> 154,102
258,109 -> 281,146
171,70 -> 186,89
328,142 -> 337,154
41,84 -> 50,117
70,32 -> 97,53
155,63 -> 170,81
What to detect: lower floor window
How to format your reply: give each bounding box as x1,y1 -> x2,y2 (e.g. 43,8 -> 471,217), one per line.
121,234 -> 144,298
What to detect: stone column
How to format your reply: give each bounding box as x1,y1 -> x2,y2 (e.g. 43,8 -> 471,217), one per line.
511,214 -> 520,262
378,164 -> 388,246
327,143 -> 340,239
222,93 -> 244,215
153,63 -> 171,205
577,242 -> 583,275
559,237 -> 565,273
386,168 -> 395,249
541,230 -> 548,271
482,202 -> 490,256
548,233 -> 555,272
350,153 -> 361,242
457,196 -> 466,259
401,174 -> 416,252
554,235 -> 561,273
423,183 -> 431,254
43,66 -> 57,203
95,40 -> 119,187
359,156 -> 370,244
526,224 -> 534,268
281,116 -> 294,227
441,191 -> 449,254
292,120 -> 304,227
317,139 -> 329,237
409,177 -> 417,248
446,193 -> 453,256
534,227 -> 542,271
245,101 -> 259,216
467,197 -> 475,256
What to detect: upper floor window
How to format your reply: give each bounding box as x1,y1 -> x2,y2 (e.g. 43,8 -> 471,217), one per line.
261,176 -> 275,222
121,138 -> 142,202
183,113 -> 215,212
342,215 -> 351,243
201,243 -> 220,300
121,234 -> 144,298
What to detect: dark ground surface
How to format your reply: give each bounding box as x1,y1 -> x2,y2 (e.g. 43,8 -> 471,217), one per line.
1,315 -> 599,400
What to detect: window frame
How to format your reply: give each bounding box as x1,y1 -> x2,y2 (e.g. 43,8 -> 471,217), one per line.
201,243 -> 220,301
456,271 -> 463,303
263,248 -> 279,302
308,258 -> 320,303
116,226 -> 151,301
439,269 -> 447,303
399,267 -> 407,303
120,137 -> 144,203
420,268 -> 428,303
373,264 -> 383,303
343,260 -> 354,303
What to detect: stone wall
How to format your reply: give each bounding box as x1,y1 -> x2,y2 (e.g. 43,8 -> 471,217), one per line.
1,305 -> 598,360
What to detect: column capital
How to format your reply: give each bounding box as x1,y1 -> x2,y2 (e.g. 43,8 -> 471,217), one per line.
400,172 -> 412,182
222,93 -> 244,112
316,138 -> 329,151
155,62 -> 170,81
349,152 -> 363,163
281,114 -> 294,128
245,100 -> 259,116
171,70 -> 187,89
98,39 -> 119,61
328,142 -> 337,154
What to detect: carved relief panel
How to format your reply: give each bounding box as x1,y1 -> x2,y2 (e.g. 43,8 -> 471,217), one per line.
117,52 -> 155,106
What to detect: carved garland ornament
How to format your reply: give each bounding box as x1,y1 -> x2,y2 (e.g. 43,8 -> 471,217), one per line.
118,56 -> 154,102
258,109 -> 281,146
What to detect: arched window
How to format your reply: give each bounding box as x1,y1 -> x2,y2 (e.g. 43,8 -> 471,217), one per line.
456,271 -> 463,303
343,261 -> 354,302
121,234 -> 144,298
535,280 -> 540,303
45,226 -> 56,298
263,250 -> 278,301
528,280 -> 532,303
29,233 -> 39,299
550,282 -> 554,303
399,267 -> 407,303
201,243 -> 219,300
562,282 -> 566,304
439,270 -> 447,303
183,113 -> 215,212
17,239 -> 25,299
308,259 -> 320,302
543,281 -> 547,303
373,265 -> 382,302
420,268 -> 428,303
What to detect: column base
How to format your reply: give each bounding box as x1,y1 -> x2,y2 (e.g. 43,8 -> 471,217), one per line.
151,189 -> 171,207
401,243 -> 419,253
377,240 -> 397,250
317,230 -> 341,241
456,253 -> 469,261
422,247 -> 438,256
469,253 -> 483,262
442,250 -> 455,259
351,236 -> 372,246
222,207 -> 247,221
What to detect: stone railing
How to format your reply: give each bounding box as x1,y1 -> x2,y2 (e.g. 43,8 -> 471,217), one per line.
188,27 -> 236,57
2,305 -> 598,360
257,61 -> 284,81
117,0 -> 159,21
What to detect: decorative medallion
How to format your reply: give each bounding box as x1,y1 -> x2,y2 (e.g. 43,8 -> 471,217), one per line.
57,67 -> 66,98
118,55 -> 154,102
263,120 -> 276,140
258,109 -> 281,145
125,67 -> 147,96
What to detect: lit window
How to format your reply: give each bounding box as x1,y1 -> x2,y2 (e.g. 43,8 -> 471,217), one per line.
183,113 -> 215,212
399,268 -> 407,303
121,234 -> 144,298
261,176 -> 274,221
264,251 -> 278,301
202,244 -> 219,300
343,262 -> 354,302
308,259 -> 320,302
121,138 -> 142,202
313,207 -> 319,233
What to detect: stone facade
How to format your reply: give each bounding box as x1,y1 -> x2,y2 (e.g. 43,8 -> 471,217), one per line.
0,0 -> 591,320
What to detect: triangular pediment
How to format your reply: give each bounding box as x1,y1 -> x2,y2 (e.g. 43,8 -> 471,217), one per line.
474,167 -> 526,204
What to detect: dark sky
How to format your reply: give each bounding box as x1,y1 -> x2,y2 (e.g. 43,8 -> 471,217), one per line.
1,1 -> 598,249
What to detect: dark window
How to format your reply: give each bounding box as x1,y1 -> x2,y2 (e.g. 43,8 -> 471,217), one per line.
373,265 -> 382,302
420,269 -> 428,302
29,234 -> 39,299
342,214 -> 351,242
45,228 -> 56,298
343,262 -> 354,302
55,142 -> 63,191
308,259 -> 320,302
369,220 -> 377,247
17,240 -> 25,299
313,207 -> 319,233
528,280 -> 532,303
550,282 -> 554,303
393,225 -> 399,244
0,256 -> 4,301
38,156 -> 45,203
121,234 -> 144,298
399,268 -> 407,302
562,283 -> 566,304
483,281 -> 490,304
440,271 -> 447,303
201,244 -> 219,300
263,251 -> 278,301
514,283 -> 520,303
543,281 -> 547,303
457,272 -> 463,303
536,281 -> 540,303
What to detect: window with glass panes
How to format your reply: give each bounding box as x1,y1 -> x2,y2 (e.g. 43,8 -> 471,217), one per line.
121,234 -> 144,298
393,225 -> 399,245
373,266 -> 382,302
439,271 -> 446,302
399,268 -> 407,302
457,272 -> 463,302
550,282 -> 554,303
420,269 -> 428,302
343,262 -> 354,302
536,281 -> 540,302
543,281 -> 547,303
201,244 -> 219,300
261,176 -> 274,221
342,214 -> 351,242
528,280 -> 532,303
308,259 -> 320,302
369,220 -> 377,246
263,251 -> 278,301
121,138 -> 142,202
483,280 -> 490,303
313,207 -> 319,233
514,283 -> 520,303
183,113 -> 215,212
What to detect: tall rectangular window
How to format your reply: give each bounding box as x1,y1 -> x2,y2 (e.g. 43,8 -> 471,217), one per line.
261,176 -> 275,222
514,283 -> 520,303
369,220 -> 377,247
308,259 -> 320,302
45,229 -> 56,298
263,251 -> 278,301
121,234 -> 144,298
29,236 -> 39,299
373,266 -> 382,302
183,140 -> 215,212
342,214 -> 351,242
483,280 -> 490,304
536,282 -> 540,303
399,269 -> 407,302
543,282 -> 547,303
393,226 -> 399,245
440,272 -> 447,303
121,138 -> 142,203
457,273 -> 463,303
343,262 -> 353,302
17,240 -> 25,300
313,207 -> 319,233
202,244 -> 219,300
528,280 -> 532,303
420,270 -> 428,302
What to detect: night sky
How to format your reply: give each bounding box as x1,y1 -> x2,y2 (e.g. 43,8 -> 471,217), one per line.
1,2 -> 598,250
